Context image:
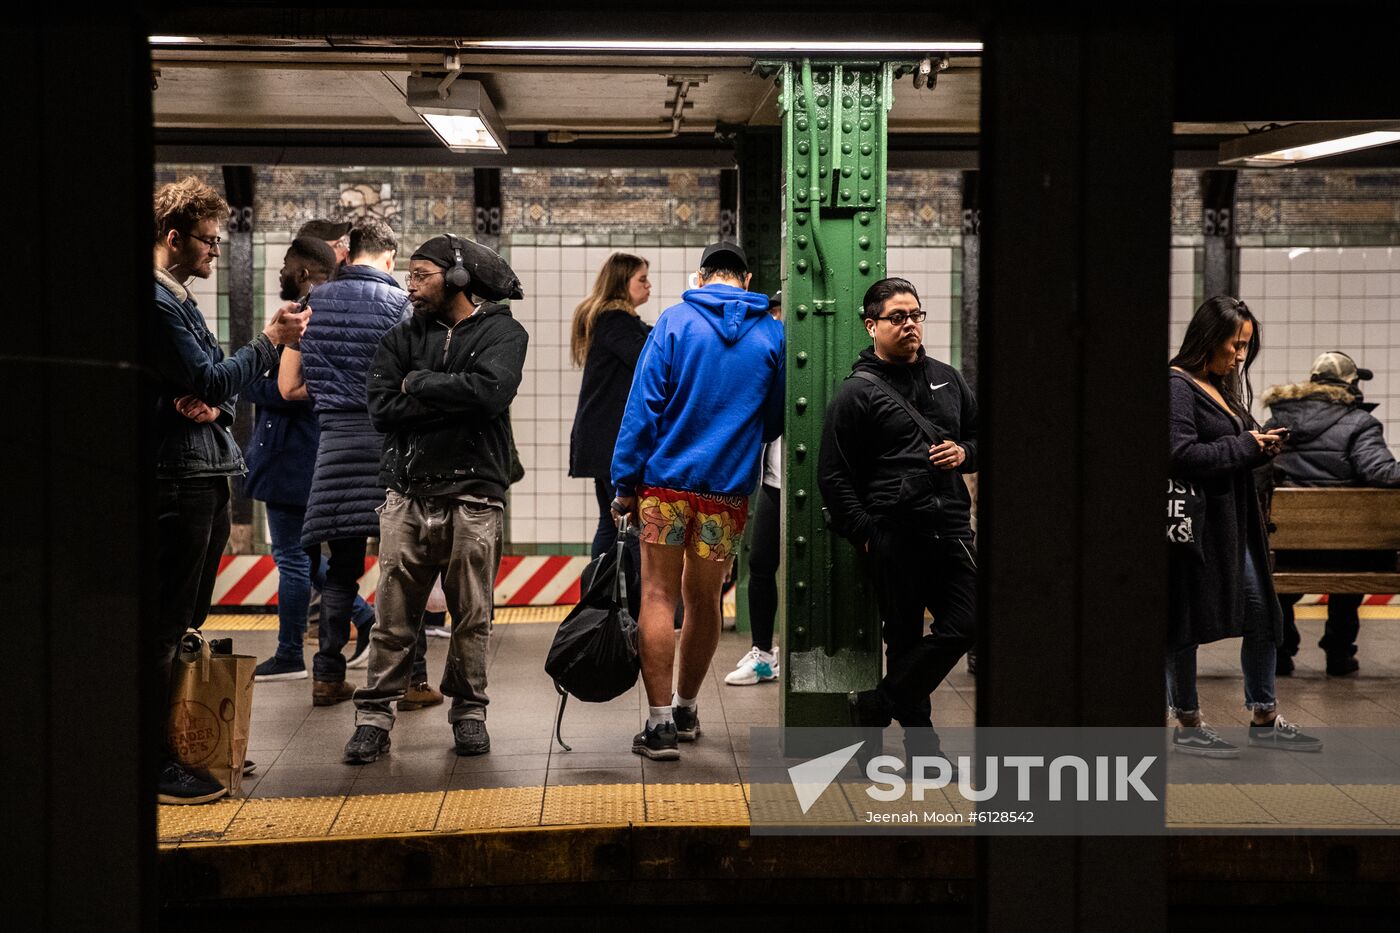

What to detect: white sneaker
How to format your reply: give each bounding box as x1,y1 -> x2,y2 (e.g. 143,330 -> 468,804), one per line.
725,647 -> 779,686
426,626 -> 452,639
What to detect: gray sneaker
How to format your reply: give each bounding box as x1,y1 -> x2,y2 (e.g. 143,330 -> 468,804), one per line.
1248,715 -> 1323,753
1171,723 -> 1239,758
453,718 -> 491,756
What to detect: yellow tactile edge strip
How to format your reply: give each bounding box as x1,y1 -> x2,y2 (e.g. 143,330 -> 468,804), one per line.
204,605 -> 572,632
160,781 -> 1400,846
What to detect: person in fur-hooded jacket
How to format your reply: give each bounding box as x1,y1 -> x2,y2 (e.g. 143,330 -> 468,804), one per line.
1263,350 -> 1400,677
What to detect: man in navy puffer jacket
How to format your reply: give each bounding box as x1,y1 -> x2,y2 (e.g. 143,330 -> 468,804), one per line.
279,218 -> 413,707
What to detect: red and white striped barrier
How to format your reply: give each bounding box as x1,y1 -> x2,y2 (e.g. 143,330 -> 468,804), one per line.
1295,594 -> 1398,606
213,554 -> 590,608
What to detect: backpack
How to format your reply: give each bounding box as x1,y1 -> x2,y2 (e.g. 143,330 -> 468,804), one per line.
544,522 -> 641,750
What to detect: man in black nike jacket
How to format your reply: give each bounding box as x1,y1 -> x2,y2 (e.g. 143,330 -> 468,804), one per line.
818,277 -> 978,751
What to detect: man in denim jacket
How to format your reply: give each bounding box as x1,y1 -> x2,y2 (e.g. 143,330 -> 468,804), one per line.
151,177 -> 308,804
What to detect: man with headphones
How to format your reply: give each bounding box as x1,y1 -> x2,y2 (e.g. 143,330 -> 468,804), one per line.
346,234 -> 527,763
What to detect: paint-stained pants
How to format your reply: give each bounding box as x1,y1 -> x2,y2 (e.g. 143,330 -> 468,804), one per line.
354,491 -> 502,730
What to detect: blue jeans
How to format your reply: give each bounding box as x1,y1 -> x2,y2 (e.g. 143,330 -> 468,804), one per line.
267,507 -> 379,667
266,502 -> 314,664
1167,545 -> 1278,715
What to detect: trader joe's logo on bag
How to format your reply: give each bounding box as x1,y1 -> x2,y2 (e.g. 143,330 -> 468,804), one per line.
169,699 -> 221,765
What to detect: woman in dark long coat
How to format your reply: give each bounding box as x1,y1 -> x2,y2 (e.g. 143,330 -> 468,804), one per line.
568,252 -> 652,559
1168,296 -> 1321,757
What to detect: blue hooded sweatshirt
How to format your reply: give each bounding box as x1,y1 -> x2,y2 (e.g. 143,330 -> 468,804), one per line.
611,283 -> 785,498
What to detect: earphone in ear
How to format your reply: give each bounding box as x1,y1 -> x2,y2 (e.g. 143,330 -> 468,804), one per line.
444,234 -> 471,291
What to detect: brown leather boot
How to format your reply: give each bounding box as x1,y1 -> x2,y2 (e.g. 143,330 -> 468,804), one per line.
397,682 -> 444,711
312,680 -> 355,707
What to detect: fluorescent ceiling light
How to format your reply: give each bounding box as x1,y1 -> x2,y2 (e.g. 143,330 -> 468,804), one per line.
420,114 -> 497,149
407,76 -> 508,153
1220,122 -> 1400,167
148,36 -> 204,44
460,39 -> 981,53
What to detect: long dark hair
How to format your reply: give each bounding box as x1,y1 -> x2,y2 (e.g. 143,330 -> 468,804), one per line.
1170,295 -> 1261,424
569,252 -> 648,367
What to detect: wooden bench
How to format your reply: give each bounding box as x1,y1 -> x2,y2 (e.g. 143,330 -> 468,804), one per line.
1269,487 -> 1400,595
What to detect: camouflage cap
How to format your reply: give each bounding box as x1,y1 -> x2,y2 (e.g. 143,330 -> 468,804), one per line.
1310,350 -> 1373,384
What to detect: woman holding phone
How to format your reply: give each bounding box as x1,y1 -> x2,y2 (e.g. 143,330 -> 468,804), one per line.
1167,296 -> 1320,757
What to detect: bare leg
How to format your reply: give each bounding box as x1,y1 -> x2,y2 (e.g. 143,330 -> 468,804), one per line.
676,554 -> 732,699
638,542 -> 685,707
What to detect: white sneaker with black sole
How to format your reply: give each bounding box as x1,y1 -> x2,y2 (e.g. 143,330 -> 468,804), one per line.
1248,715 -> 1323,753
1171,722 -> 1239,758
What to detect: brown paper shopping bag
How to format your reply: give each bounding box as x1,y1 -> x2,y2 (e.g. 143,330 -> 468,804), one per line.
166,630 -> 257,795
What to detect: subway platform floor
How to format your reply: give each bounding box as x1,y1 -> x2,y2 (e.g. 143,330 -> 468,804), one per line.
159,611 -> 1400,850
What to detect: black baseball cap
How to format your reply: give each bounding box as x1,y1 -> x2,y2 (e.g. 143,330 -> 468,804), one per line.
700,241 -> 748,271
297,219 -> 351,240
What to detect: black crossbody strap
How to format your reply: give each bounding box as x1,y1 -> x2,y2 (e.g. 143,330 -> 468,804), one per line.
853,370 -> 942,445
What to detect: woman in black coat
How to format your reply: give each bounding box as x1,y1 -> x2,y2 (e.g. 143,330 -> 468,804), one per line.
568,252 -> 652,558
1168,296 -> 1321,757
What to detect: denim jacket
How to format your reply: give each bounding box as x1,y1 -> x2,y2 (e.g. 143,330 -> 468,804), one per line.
153,268 -> 277,479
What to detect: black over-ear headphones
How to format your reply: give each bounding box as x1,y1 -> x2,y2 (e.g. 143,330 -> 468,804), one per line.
445,234 -> 471,291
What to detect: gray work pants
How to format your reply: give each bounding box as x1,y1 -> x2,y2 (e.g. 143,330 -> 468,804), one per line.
354,490 -> 502,730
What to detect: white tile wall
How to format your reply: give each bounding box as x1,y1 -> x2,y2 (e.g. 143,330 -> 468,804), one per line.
505,242 -> 960,546
886,246 -> 956,361
1239,247 -> 1400,457
1167,246 -> 1199,353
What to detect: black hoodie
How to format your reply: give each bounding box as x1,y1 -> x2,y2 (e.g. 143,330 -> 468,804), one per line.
818,346 -> 978,546
368,301 -> 529,501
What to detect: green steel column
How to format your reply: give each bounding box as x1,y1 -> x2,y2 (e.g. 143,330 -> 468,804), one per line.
778,60 -> 898,728
733,127 -> 783,637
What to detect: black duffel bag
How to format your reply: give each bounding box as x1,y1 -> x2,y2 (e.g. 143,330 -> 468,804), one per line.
544,521 -> 640,750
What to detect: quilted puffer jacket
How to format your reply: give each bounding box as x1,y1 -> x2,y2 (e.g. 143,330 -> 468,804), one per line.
300,264 -> 409,413
298,264 -> 408,545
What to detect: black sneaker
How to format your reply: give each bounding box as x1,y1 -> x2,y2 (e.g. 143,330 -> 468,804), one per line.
344,725 -> 391,764
254,655 -> 308,682
1276,654 -> 1295,677
158,760 -> 228,805
673,704 -> 701,742
1248,716 -> 1323,753
632,721 -> 680,760
847,689 -> 893,729
902,728 -> 955,778
1171,723 -> 1240,758
453,719 -> 491,756
346,617 -> 375,670
1326,657 -> 1360,677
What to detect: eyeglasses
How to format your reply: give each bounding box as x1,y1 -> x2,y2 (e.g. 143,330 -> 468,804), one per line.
185,231 -> 222,248
874,309 -> 927,325
406,270 -> 445,285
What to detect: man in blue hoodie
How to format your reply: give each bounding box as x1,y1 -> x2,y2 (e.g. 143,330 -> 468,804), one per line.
611,242 -> 785,761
